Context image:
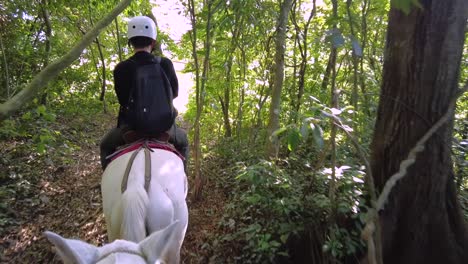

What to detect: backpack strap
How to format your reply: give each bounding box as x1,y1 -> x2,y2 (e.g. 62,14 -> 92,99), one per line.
152,56 -> 161,64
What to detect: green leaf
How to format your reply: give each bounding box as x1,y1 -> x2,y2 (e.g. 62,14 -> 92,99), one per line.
280,234 -> 289,243
21,112 -> 32,121
310,124 -> 324,149
392,0 -> 422,15
272,127 -> 287,138
287,129 -> 301,151
300,121 -> 309,139
36,105 -> 47,115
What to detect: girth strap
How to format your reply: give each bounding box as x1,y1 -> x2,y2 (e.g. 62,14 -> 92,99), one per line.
143,146 -> 151,192
121,142 -> 153,193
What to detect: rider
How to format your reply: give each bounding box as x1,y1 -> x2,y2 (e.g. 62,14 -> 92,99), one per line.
99,16 -> 189,171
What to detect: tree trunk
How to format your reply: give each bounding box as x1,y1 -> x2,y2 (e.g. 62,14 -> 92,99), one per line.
114,18 -> 123,61
187,0 -> 214,201
266,0 -> 293,158
328,0 -> 339,222
346,0 -> 359,110
0,0 -> 132,121
0,31 -> 10,99
359,0 -> 371,116
40,0 -> 52,105
236,45 -> 247,140
96,38 -> 106,102
146,11 -> 163,56
291,0 -> 315,124
222,59 -> 232,138
87,1 -> 107,109
369,1 -> 468,263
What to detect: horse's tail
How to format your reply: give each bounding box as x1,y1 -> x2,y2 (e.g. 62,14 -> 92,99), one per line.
120,184 -> 149,242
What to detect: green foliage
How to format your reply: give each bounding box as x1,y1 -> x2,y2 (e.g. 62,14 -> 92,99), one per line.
214,160 -> 307,263
207,142 -> 367,262
0,95 -> 110,234
1,0 -> 466,261
323,224 -> 365,259
391,0 -> 423,15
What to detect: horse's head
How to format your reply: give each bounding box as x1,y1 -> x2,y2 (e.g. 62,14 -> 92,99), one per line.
45,221 -> 180,264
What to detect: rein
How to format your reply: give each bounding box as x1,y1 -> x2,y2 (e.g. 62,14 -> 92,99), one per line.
121,141 -> 153,193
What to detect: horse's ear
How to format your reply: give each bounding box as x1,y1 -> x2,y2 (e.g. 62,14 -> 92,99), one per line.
44,231 -> 99,264
139,221 -> 180,263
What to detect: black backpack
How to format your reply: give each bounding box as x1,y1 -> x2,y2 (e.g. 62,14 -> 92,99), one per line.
126,56 -> 176,134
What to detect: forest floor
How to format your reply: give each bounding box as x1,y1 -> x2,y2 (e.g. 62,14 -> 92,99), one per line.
0,112 -> 226,263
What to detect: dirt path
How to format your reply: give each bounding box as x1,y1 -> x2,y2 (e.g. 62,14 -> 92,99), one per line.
0,113 -> 226,263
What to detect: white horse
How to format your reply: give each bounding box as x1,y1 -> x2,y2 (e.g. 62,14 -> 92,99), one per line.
46,145 -> 188,264
101,146 -> 188,262
45,221 -> 180,264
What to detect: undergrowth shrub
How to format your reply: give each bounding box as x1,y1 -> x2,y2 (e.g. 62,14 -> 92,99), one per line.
0,97 -> 114,234
207,138 -> 367,263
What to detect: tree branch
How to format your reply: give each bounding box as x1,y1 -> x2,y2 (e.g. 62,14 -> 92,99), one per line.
0,0 -> 132,121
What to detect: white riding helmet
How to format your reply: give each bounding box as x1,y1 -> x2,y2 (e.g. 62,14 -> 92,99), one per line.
127,16 -> 157,40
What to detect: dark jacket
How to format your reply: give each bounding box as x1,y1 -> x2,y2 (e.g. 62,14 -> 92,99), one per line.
113,51 -> 179,127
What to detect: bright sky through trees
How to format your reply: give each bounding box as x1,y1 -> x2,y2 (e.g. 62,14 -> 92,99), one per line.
150,0 -> 324,113
152,0 -> 191,113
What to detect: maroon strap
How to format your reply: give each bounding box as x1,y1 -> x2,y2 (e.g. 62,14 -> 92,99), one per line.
108,140 -> 184,162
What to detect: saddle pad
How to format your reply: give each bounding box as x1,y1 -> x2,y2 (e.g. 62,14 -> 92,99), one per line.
107,140 -> 184,161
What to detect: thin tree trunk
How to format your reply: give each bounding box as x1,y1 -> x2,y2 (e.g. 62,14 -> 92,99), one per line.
188,0 -> 215,201
327,0 -> 339,216
236,45 -> 247,141
96,38 -> 106,103
220,13 -> 243,138
87,1 -> 107,109
250,36 -> 274,144
369,1 -> 468,263
321,51 -> 333,92
222,60 -> 232,137
187,0 -> 200,197
291,0 -> 316,124
146,12 -> 163,56
266,0 -> 294,158
40,0 -> 52,105
114,18 -> 123,61
0,0 -> 132,121
186,0 -> 201,195
0,32 -> 9,99
359,0 -> 370,116
346,0 -> 359,110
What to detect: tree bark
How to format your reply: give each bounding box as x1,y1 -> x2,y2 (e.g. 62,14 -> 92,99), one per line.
0,0 -> 132,121
369,0 -> 468,263
96,38 -> 106,102
327,0 -> 339,224
114,18 -> 123,62
0,31 -> 9,99
40,0 -> 52,105
87,1 -> 107,108
266,0 -> 293,158
291,0 -> 316,124
146,11 -> 163,56
187,0 -> 215,201
219,13 -> 242,138
346,0 -> 359,110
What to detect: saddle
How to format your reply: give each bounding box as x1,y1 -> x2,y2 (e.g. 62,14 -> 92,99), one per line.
106,137 -> 185,194
107,137 -> 184,162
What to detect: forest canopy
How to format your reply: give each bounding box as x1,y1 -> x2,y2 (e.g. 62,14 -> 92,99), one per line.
0,0 -> 467,263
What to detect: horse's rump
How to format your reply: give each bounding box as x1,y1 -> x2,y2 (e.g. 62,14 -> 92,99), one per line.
101,147 -> 188,254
